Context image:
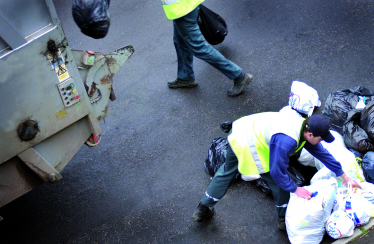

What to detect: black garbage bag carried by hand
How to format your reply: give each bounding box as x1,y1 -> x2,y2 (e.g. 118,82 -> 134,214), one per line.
72,0 -> 111,39
197,5 -> 228,45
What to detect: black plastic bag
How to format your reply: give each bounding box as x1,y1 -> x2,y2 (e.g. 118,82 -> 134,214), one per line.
343,109 -> 374,153
322,86 -> 374,134
204,137 -> 229,176
361,100 -> 374,141
287,156 -> 317,187
220,121 -> 232,133
197,5 -> 228,45
362,152 -> 374,184
287,164 -> 307,187
255,178 -> 273,196
72,0 -> 110,39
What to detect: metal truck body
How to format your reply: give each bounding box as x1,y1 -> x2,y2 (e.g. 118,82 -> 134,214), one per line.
0,0 -> 133,208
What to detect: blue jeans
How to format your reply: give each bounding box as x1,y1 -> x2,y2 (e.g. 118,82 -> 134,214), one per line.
173,6 -> 242,81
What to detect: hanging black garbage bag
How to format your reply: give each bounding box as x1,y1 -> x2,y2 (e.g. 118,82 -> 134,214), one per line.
197,5 -> 228,45
72,0 -> 111,39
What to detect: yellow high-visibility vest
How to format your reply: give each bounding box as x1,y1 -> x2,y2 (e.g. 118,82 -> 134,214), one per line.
161,0 -> 204,20
228,112 -> 306,175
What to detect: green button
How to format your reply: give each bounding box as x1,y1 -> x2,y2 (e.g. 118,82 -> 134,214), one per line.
88,56 -> 94,64
70,83 -> 74,88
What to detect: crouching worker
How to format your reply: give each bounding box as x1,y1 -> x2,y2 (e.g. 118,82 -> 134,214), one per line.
192,112 -> 361,230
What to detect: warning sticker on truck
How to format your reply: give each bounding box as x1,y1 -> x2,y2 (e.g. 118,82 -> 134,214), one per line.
47,49 -> 70,82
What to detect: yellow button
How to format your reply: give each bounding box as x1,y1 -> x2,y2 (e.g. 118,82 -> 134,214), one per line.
72,89 -> 77,94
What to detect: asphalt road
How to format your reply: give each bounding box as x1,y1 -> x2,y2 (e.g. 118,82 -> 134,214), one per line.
1,0 -> 374,243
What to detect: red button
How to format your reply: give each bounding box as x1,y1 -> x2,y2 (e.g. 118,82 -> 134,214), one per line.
74,94 -> 80,99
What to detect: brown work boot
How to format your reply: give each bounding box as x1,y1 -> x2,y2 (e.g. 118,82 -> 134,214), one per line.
227,73 -> 253,97
167,78 -> 197,88
278,217 -> 286,231
192,202 -> 214,222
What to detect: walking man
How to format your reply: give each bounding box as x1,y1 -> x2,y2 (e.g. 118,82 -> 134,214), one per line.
161,0 -> 253,96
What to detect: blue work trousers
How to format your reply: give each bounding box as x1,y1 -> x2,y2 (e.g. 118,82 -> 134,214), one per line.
173,6 -> 242,81
201,142 -> 290,217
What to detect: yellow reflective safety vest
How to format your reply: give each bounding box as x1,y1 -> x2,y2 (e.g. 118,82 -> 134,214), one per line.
228,112 -> 306,175
161,0 -> 204,20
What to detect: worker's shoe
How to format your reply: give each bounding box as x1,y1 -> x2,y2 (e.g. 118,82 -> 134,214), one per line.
192,202 -> 214,222
227,72 -> 253,97
167,78 -> 197,88
278,217 -> 286,231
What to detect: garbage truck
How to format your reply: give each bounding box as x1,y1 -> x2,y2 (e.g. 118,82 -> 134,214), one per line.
0,0 -> 133,214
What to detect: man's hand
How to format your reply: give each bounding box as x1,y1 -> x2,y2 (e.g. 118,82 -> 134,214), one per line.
340,173 -> 362,189
294,187 -> 312,200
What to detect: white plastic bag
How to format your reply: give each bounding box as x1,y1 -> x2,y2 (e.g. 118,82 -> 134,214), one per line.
310,166 -> 337,184
241,174 -> 261,181
333,185 -> 373,226
361,181 -> 374,192
312,130 -> 366,184
326,210 -> 355,239
286,178 -> 338,244
279,105 -> 302,118
353,184 -> 374,205
345,193 -> 372,226
288,81 -> 321,116
356,96 -> 366,110
298,148 -> 316,167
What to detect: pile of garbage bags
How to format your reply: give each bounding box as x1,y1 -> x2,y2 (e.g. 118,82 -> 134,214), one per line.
203,81 -> 374,243
323,86 -> 374,153
286,84 -> 374,243
287,129 -> 374,243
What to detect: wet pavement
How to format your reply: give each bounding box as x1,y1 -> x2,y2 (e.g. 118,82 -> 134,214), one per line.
1,0 -> 374,243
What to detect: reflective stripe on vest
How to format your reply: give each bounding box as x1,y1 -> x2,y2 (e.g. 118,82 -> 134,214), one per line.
228,112 -> 305,175
161,0 -> 204,20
